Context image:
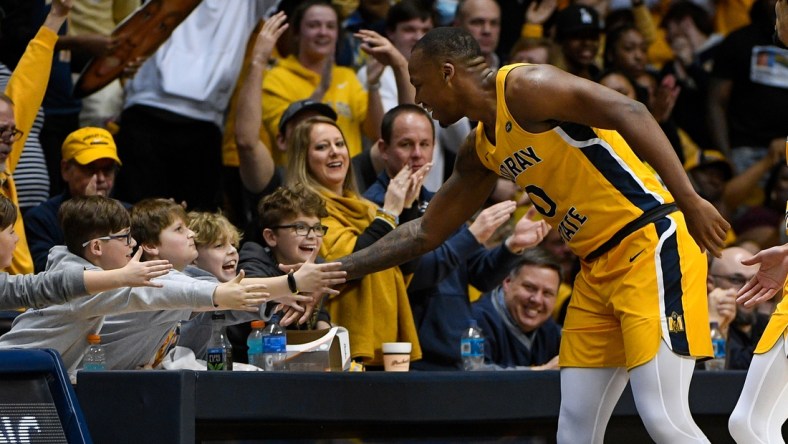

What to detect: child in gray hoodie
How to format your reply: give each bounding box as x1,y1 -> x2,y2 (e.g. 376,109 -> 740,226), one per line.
0,195 -> 172,310
0,196 -> 270,374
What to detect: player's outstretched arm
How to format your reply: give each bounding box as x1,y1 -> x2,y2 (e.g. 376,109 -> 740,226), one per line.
736,244 -> 788,307
505,64 -> 728,256
339,134 -> 499,280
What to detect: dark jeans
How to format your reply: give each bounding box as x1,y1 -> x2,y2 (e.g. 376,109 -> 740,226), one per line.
114,105 -> 223,211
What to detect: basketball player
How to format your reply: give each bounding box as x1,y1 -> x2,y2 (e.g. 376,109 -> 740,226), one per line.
337,27 -> 729,443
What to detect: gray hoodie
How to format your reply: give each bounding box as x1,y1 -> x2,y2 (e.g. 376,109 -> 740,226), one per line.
0,246 -> 217,373
176,266 -> 270,359
0,265 -> 86,310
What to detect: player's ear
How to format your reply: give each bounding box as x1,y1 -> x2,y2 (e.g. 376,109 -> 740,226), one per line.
441,63 -> 455,82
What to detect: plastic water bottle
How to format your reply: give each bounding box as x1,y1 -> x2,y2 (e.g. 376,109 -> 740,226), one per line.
247,320 -> 265,369
207,312 -> 233,371
83,334 -> 106,371
460,319 -> 485,371
262,314 -> 287,371
705,322 -> 726,371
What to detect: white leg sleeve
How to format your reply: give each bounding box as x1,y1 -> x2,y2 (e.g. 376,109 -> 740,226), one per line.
729,336 -> 788,444
628,340 -> 710,443
558,367 -> 629,444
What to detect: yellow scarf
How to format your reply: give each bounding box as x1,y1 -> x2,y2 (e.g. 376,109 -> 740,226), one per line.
319,190 -> 421,365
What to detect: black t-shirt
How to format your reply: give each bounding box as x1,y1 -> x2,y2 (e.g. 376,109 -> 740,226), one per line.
712,22 -> 788,148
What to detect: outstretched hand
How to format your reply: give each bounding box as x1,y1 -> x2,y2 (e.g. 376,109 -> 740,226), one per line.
286,247 -> 346,295
118,248 -> 172,287
736,244 -> 788,307
505,205 -> 551,253
213,270 -> 270,312
681,197 -> 729,258
468,200 -> 517,244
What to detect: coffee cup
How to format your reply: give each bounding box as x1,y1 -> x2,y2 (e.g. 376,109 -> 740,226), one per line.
382,342 -> 411,372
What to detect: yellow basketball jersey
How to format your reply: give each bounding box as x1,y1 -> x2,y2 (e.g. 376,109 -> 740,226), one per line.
475,64 -> 674,259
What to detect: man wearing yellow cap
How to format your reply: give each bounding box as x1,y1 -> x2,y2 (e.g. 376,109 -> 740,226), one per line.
24,127 -> 123,272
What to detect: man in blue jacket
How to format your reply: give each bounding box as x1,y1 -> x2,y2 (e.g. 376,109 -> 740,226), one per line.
472,248 -> 562,369
364,104 -> 548,369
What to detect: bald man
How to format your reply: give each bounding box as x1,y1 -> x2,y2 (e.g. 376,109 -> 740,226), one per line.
453,0 -> 501,69
708,247 -> 768,370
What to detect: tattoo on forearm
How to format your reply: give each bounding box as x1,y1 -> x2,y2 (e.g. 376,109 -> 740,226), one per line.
340,220 -> 428,280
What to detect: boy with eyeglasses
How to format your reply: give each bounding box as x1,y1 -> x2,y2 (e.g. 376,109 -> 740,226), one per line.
98,198 -> 343,370
238,185 -> 333,331
0,196 -> 270,376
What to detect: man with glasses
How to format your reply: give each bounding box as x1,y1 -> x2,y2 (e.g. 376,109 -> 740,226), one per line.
0,0 -> 72,275
708,246 -> 768,370
24,127 -> 124,272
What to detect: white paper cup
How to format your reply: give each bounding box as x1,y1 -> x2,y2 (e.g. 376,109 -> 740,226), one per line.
382,342 -> 411,372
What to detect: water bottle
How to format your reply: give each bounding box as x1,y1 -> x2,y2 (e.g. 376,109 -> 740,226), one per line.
207,312 -> 233,371
247,320 -> 265,369
460,319 -> 485,371
262,314 -> 287,371
82,333 -> 106,371
705,322 -> 726,371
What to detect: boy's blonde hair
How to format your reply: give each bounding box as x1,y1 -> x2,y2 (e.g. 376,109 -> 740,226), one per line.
130,199 -> 188,246
187,211 -> 242,249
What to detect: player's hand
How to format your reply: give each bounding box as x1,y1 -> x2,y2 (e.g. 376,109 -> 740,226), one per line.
505,206 -> 550,253
468,200 -> 517,244
736,244 -> 788,307
681,196 -> 729,257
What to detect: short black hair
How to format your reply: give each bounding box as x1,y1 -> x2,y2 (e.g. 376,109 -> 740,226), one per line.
386,0 -> 433,32
412,26 -> 481,61
381,104 -> 435,144
661,1 -> 714,36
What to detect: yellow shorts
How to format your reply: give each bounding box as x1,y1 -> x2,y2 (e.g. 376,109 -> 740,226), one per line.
755,288 -> 788,355
560,212 -> 712,369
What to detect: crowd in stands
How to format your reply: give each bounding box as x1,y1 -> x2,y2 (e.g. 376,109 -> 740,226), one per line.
0,0 -> 785,375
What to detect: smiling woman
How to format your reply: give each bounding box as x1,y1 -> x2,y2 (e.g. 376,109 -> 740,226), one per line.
261,0 -> 381,164
285,116 -> 421,366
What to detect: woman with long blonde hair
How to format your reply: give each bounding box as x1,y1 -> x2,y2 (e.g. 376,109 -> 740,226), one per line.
286,116 -> 426,366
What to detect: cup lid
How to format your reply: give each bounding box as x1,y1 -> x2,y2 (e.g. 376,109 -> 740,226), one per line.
382,342 -> 412,354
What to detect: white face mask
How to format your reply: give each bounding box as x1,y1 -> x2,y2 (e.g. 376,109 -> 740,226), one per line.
434,0 -> 459,27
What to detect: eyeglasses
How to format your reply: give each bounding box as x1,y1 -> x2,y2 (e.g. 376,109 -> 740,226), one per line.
81,232 -> 133,247
0,126 -> 23,144
272,223 -> 328,237
710,274 -> 749,289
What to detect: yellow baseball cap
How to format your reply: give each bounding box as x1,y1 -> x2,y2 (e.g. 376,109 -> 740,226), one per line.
61,127 -> 122,166
683,150 -> 732,180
